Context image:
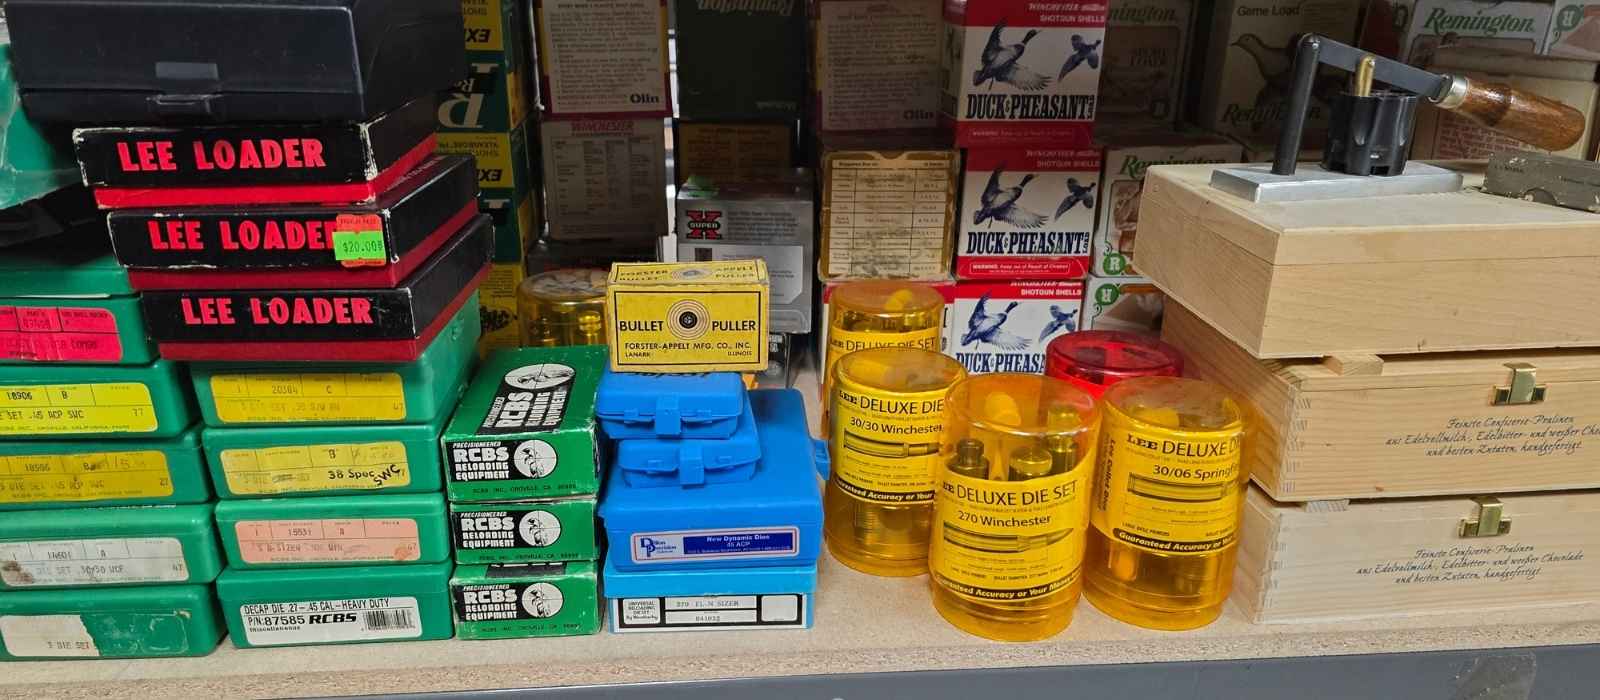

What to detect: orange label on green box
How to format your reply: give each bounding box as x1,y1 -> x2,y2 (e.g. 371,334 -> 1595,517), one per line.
0,383 -> 157,435
209,373 -> 406,423
234,518 -> 421,564
0,451 -> 172,504
219,441 -> 411,495
1091,412 -> 1243,555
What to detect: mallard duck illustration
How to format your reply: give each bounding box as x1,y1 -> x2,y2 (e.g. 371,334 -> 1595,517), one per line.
1038,305 -> 1078,341
974,165 -> 1046,229
1055,177 -> 1096,219
961,293 -> 1030,350
1059,34 -> 1102,78
973,21 -> 1050,90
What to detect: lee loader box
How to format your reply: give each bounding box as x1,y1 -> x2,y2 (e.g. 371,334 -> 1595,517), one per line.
817,136 -> 959,281
215,494 -> 450,569
947,280 -> 1085,374
451,562 -> 601,639
672,173 -> 814,334
605,260 -> 770,373
451,498 -> 599,564
202,412 -> 451,499
812,0 -> 944,133
0,585 -> 223,659
0,360 -> 195,439
1092,129 -> 1240,278
0,504 -> 222,590
541,119 -> 666,240
534,0 -> 671,119
217,561 -> 453,648
0,428 -> 210,511
956,147 -> 1101,280
1101,0 -> 1193,123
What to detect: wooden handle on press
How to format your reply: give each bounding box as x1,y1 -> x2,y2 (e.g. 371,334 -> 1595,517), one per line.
1443,76 -> 1587,152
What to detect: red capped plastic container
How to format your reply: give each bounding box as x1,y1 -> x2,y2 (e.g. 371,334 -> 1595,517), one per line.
1045,331 -> 1184,398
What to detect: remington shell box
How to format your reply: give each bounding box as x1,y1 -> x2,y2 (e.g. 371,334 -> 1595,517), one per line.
674,122 -> 797,185
0,360 -> 195,440
451,562 -> 601,639
1401,0 -> 1552,66
606,260 -> 770,373
1197,0 -> 1362,143
948,280 -> 1084,374
1102,0 -> 1193,122
1081,275 -> 1165,333
813,0 -> 944,132
955,147 -> 1101,280
107,154 -> 478,289
140,214 -> 491,362
0,585 -> 223,659
0,428 -> 210,511
444,345 -> 604,502
676,0 -> 804,120
671,172 -> 814,334
542,119 -> 666,240
535,0 -> 671,119
451,498 -> 599,564
1411,48 -> 1598,160
941,0 -> 1106,148
438,109 -> 539,263
1549,1 -> 1600,59
6,0 -> 465,125
817,135 -> 959,281
1093,128 -> 1240,278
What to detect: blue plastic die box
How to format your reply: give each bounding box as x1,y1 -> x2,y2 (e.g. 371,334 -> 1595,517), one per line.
616,393 -> 759,488
595,371 -> 746,439
604,559 -> 817,633
598,389 -> 821,572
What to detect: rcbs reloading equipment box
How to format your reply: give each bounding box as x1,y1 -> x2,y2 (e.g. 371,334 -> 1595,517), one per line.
1101,0 -> 1193,123
947,280 -> 1085,374
812,0 -> 944,133
0,585 -> 224,659
450,498 -> 599,564
956,147 -> 1101,280
451,562 -> 601,639
0,504 -> 222,590
535,0 -> 671,119
605,260 -> 770,373
671,172 -> 814,334
0,428 -> 210,511
675,0 -> 805,120
444,345 -> 604,502
541,119 -> 666,240
216,561 -> 453,648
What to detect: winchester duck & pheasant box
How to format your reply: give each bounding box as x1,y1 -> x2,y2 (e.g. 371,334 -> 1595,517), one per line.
0,232 -> 155,365
6,0 -> 464,124
1100,0 -> 1192,123
107,155 -> 478,291
74,96 -> 438,209
941,0 -> 1107,147
0,428 -> 210,511
140,215 -> 491,362
675,0 -> 804,120
947,280 -> 1084,375
812,0 -> 944,133
606,260 -> 770,373
956,147 -> 1100,280
443,346 -> 604,502
534,0 -> 671,119
1092,127 -> 1240,278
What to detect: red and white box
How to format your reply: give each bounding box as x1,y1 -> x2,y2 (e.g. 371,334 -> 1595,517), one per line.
956,146 -> 1100,280
947,279 -> 1084,374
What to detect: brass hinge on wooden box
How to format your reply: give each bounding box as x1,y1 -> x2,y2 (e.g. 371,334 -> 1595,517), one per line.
1493,363 -> 1546,405
1459,497 -> 1512,538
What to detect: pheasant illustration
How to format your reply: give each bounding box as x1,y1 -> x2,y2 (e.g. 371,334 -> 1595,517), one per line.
974,165 -> 1046,229
973,21 -> 1050,90
1232,33 -> 1343,132
961,293 -> 1030,350
1055,178 -> 1096,220
1038,305 -> 1078,341
1058,34 -> 1102,79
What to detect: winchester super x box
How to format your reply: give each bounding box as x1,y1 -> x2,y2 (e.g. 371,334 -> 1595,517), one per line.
955,147 -> 1101,280
605,260 -> 770,373
6,0 -> 465,124
671,172 -> 814,334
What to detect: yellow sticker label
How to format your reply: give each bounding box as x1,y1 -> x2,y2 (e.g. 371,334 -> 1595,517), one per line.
0,451 -> 172,503
830,380 -> 949,504
930,468 -> 1090,601
0,383 -> 157,435
609,290 -> 766,369
1090,410 -> 1244,555
220,441 -> 411,496
209,373 -> 407,424
824,327 -> 941,386
460,0 -> 505,52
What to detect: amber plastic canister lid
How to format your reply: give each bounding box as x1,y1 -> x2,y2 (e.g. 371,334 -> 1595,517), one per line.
1045,331 -> 1184,398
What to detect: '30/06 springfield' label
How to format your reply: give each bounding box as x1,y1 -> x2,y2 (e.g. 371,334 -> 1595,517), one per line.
240,597 -> 421,646
0,538 -> 187,587
209,373 -> 406,424
631,527 -> 799,564
1092,409 -> 1244,554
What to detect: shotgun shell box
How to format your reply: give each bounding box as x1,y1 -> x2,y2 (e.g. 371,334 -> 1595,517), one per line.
450,498 -> 599,564
1101,0 -> 1193,122
606,260 -> 770,373
941,0 -> 1106,148
956,147 -> 1101,280
675,0 -> 805,120
108,154 -> 478,291
1411,48 -> 1599,160
1092,129 -> 1240,278
1548,1 -> 1600,59
672,171 -> 814,334
1081,275 -> 1164,333
0,504 -> 221,590
215,494 -> 450,570
817,137 -> 959,281
203,412 -> 450,499
674,121 -> 797,186
0,428 -> 209,511
0,234 -> 154,365
812,0 -> 944,133
947,280 -> 1085,375
451,562 -> 601,639
0,584 -> 223,659
437,121 -> 538,263
216,561 -> 453,648
141,215 -> 491,362
478,262 -> 526,354
1401,0 -> 1551,66
0,360 -> 194,439
605,560 -> 817,633
444,345 -> 604,502
542,119 -> 667,240
440,0 -> 534,135
535,0 -> 671,119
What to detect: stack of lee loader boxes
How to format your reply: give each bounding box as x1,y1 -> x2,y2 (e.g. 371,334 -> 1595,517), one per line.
7,0 -> 481,650
1137,160 -> 1600,624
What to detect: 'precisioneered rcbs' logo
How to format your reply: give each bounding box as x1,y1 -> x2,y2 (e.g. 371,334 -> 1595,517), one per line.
667,300 -> 711,340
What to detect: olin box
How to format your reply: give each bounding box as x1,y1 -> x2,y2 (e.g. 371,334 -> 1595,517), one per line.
534,0 -> 671,119
812,0 -> 943,133
541,119 -> 666,240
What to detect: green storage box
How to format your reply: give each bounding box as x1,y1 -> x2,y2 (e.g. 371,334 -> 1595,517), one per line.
450,498 -> 597,564
0,585 -> 224,659
0,231 -> 151,365
0,42 -> 77,210
202,409 -> 450,499
0,504 -> 221,590
450,562 -> 600,639
215,494 -> 449,569
0,360 -> 194,438
189,293 -> 479,427
443,345 -> 602,502
0,426 -> 209,511
216,561 -> 454,648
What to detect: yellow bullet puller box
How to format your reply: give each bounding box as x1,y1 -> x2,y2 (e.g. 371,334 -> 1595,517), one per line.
605,260 -> 769,373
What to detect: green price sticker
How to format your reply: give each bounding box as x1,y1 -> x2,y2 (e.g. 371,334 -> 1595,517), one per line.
333,230 -> 387,262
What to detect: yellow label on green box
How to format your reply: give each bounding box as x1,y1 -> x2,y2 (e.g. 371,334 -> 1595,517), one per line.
0,383 -> 157,435
0,451 -> 172,504
931,468 -> 1090,602
220,441 -> 411,496
1091,412 -> 1243,555
209,373 -> 407,424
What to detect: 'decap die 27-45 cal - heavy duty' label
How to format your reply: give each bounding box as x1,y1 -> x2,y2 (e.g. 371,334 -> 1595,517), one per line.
831,382 -> 947,504
0,451 -> 173,504
219,441 -> 410,495
240,596 -> 421,646
1091,416 -> 1243,554
209,373 -> 406,423
932,468 -> 1091,602
0,383 -> 157,435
